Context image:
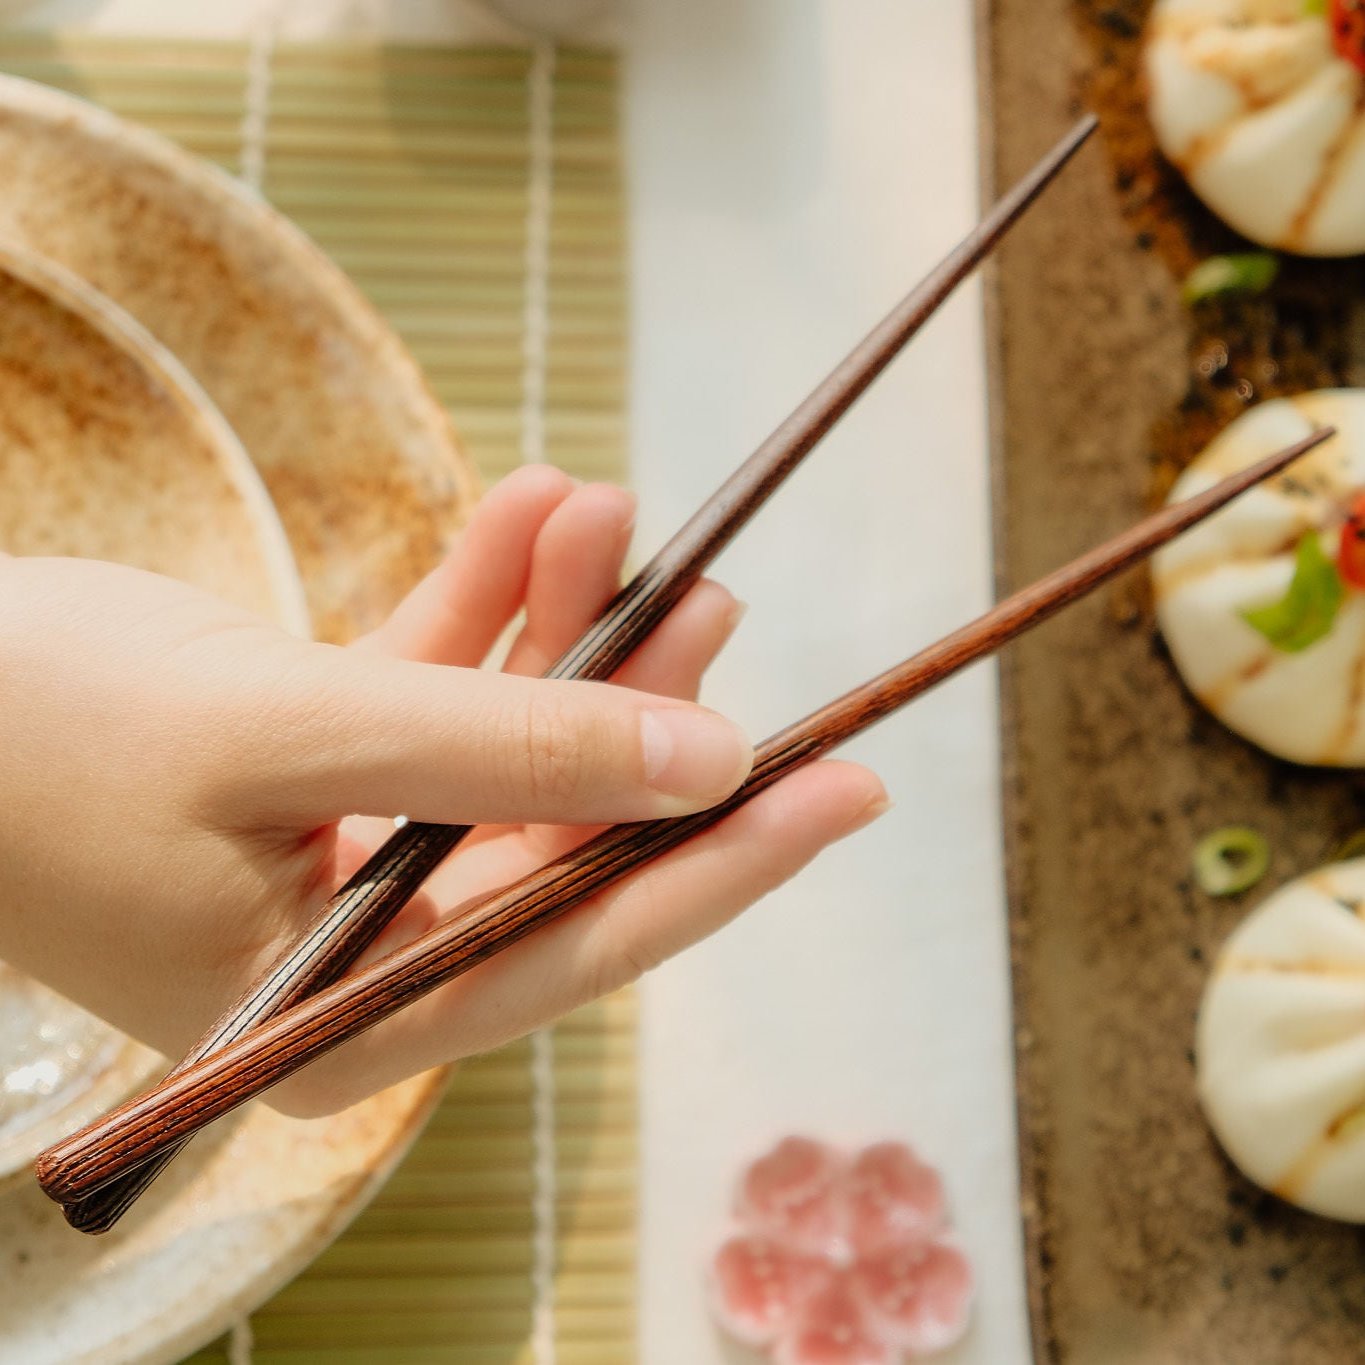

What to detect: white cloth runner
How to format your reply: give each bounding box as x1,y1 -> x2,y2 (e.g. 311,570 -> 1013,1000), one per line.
626,4 -> 1026,1362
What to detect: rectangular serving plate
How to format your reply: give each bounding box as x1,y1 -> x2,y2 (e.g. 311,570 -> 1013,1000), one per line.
980,0 -> 1365,1359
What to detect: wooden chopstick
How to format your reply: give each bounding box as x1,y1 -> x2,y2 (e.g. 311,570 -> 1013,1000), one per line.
35,426 -> 1333,1211
54,114 -> 1099,1233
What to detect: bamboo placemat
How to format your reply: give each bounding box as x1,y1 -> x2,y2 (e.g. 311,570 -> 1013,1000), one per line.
0,31 -> 634,1365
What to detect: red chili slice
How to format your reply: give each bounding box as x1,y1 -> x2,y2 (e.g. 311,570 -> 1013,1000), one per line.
1338,491 -> 1365,589
1331,0 -> 1365,75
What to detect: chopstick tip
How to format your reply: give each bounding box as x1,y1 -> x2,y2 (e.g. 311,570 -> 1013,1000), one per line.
1210,425 -> 1337,505
1155,426 -> 1338,550
1066,111 -> 1100,151
1281,424 -> 1335,465
1037,112 -> 1100,182
1232,424 -> 1335,490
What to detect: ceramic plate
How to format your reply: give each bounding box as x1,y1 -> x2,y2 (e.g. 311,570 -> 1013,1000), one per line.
0,72 -> 479,645
0,75 -> 477,1364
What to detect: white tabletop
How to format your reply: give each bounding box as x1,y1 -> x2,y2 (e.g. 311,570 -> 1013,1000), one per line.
9,2 -> 1028,1360
626,5 -> 1025,1362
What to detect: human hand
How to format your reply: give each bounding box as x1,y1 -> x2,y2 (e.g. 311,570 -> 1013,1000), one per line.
0,466 -> 887,1115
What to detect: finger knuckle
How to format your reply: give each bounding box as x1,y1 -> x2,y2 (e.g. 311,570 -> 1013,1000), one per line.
593,879 -> 667,996
513,693 -> 603,808
616,928 -> 667,984
266,1070 -> 354,1120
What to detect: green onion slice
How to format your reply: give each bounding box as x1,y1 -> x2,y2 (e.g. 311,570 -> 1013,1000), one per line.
1240,531 -> 1343,652
1182,252 -> 1280,305
1193,826 -> 1271,896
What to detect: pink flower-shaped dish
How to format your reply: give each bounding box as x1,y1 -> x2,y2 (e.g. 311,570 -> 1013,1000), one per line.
711,1137 -> 974,1364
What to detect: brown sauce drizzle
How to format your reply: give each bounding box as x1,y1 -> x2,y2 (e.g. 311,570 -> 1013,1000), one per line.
1285,88 -> 1365,252
1274,1092 -> 1365,1203
1322,614 -> 1365,760
1217,954 -> 1365,976
1200,648 -> 1275,711
1152,524 -> 1313,597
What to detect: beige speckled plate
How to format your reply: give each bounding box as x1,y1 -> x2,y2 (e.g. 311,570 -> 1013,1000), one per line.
0,241 -> 309,630
0,72 -> 479,645
0,239 -> 308,1189
0,75 -> 476,1365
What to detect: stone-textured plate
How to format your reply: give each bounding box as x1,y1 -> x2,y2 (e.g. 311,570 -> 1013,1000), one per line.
982,0 -> 1365,1359
0,239 -> 307,1188
0,240 -> 309,629
0,76 -> 477,1365
0,72 -> 479,645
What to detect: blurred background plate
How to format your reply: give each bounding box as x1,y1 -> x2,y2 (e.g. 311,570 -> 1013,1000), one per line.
0,239 -> 309,629
0,76 -> 476,1365
0,72 -> 478,644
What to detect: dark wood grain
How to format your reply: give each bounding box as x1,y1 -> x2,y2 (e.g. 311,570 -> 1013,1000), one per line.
55,115 -> 1098,1234
34,431 -> 1330,1208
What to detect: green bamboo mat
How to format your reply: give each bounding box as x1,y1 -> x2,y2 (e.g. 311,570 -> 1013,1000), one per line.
0,32 -> 634,1365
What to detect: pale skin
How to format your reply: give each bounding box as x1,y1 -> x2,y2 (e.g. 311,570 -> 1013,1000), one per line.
0,466 -> 887,1117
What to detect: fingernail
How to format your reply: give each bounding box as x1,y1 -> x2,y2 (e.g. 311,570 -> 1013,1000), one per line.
844,794 -> 893,835
722,598 -> 749,641
640,707 -> 753,805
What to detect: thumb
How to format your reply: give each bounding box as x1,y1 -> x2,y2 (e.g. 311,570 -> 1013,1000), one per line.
225,642 -> 754,828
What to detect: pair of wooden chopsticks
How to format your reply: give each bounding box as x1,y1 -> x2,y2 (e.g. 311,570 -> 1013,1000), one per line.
39,112 -> 1101,1233
38,424 -> 1334,1210
37,110 -> 1311,1225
